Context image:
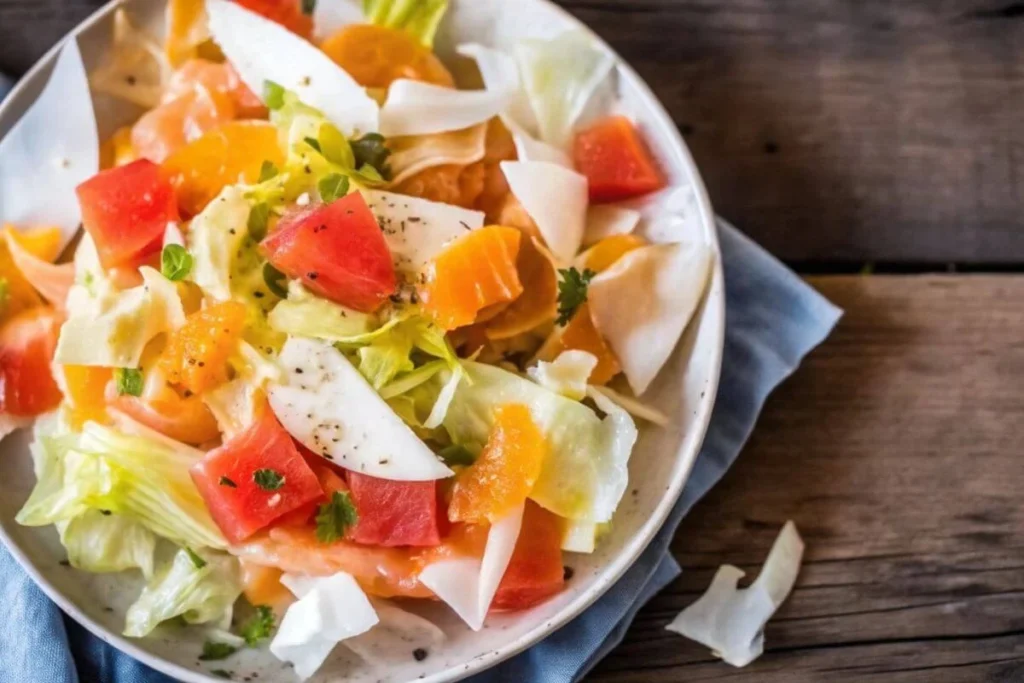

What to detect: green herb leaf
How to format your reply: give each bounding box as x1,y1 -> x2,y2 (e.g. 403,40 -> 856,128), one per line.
262,263 -> 288,299
241,605 -> 276,646
114,368 -> 144,397
263,80 -> 285,110
218,476 -> 237,488
318,173 -> 350,203
160,244 -> 193,282
302,0 -> 317,15
258,160 -> 279,183
555,267 -> 596,326
303,136 -> 323,154
439,444 -> 476,467
199,641 -> 238,661
351,133 -> 392,180
315,491 -> 359,543
210,669 -> 233,680
184,547 -> 207,570
253,468 -> 285,491
247,202 -> 271,241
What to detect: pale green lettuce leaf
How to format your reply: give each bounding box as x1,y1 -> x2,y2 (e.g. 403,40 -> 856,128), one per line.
17,422 -> 226,550
268,281 -> 373,342
58,511 -> 157,578
55,266 -> 185,368
515,31 -> 615,148
124,548 -> 242,638
363,0 -> 448,48
439,361 -> 637,522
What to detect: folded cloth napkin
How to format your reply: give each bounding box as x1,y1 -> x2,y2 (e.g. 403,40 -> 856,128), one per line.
0,220 -> 841,683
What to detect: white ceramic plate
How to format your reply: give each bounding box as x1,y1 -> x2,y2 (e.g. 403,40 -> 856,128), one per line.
0,1 -> 725,681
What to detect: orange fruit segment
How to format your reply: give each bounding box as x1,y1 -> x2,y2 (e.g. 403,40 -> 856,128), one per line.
448,404 -> 547,524
162,121 -> 283,216
557,303 -> 621,385
157,300 -> 247,395
100,126 -> 137,170
582,234 -> 647,273
422,226 -> 524,330
321,24 -> 454,90
165,0 -> 209,67
131,87 -> 236,164
486,236 -> 558,340
0,226 -> 62,326
393,162 -> 485,209
62,365 -> 113,428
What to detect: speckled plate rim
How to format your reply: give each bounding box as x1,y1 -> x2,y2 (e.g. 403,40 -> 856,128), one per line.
0,1 -> 725,681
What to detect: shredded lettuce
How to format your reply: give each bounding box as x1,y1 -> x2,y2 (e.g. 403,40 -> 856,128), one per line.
363,0 -> 448,48
515,31 -> 615,148
124,547 -> 242,638
16,422 -> 226,550
438,361 -> 637,522
268,281 -> 373,342
58,511 -> 157,579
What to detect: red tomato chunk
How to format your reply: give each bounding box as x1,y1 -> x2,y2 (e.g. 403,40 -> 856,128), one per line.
76,159 -> 180,270
573,116 -> 666,204
347,472 -> 442,548
191,410 -> 324,544
260,193 -> 397,313
492,500 -> 565,611
0,308 -> 62,417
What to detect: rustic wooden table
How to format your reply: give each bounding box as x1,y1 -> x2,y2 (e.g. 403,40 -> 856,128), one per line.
4,1 -> 1023,681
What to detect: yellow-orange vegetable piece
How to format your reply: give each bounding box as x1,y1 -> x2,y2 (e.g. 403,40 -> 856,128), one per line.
486,236 -> 558,340
165,0 -> 210,67
157,300 -> 247,395
100,126 -> 137,170
62,365 -> 113,428
422,226 -> 524,330
162,121 -> 283,216
448,404 -> 547,524
321,24 -> 454,90
0,226 -> 62,325
558,303 -> 621,385
583,234 -> 647,273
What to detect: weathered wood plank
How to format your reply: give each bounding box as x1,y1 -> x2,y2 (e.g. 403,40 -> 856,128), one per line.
588,275 -> 1024,681
2,1 -> 1023,261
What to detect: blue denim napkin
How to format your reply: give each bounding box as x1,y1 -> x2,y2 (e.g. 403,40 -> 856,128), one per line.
0,220 -> 841,683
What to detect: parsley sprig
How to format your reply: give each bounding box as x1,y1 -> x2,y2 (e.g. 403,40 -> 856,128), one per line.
555,267 -> 596,326
315,491 -> 359,543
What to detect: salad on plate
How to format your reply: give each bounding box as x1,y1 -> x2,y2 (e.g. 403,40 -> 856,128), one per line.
0,0 -> 713,678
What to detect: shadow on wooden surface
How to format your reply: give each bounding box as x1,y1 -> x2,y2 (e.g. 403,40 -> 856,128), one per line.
589,275 -> 1024,682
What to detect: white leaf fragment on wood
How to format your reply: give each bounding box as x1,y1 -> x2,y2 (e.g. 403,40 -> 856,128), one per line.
665,521 -> 804,667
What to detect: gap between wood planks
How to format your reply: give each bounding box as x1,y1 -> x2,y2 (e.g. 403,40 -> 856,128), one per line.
588,275 -> 1024,683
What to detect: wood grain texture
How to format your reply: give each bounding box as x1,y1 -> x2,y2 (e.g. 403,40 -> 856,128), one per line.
1,0 -> 1022,261
588,275 -> 1024,682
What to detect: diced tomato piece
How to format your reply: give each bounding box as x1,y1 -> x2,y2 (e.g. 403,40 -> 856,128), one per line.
273,451 -> 349,529
573,116 -> 665,203
492,501 -> 565,611
235,0 -> 313,38
0,308 -> 62,417
191,409 -> 324,543
347,472 -> 441,547
260,194 -> 397,313
76,160 -> 180,270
